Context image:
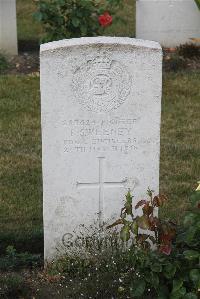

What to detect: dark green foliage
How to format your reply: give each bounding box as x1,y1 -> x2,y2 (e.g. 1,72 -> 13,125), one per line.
33,0 -> 123,42
46,240 -> 199,298
176,190 -> 200,252
0,246 -> 42,271
194,0 -> 200,10
0,54 -> 9,74
107,189 -> 174,253
0,229 -> 43,255
0,273 -> 28,299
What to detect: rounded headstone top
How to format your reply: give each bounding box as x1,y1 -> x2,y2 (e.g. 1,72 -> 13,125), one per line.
40,36 -> 162,54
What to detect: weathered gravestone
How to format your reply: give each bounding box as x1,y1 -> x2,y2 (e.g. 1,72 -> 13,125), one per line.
136,0 -> 200,48
40,37 -> 162,260
0,0 -> 18,55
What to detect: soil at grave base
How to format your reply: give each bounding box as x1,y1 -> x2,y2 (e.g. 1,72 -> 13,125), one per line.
0,269 -> 75,299
2,42 -> 200,76
6,51 -> 39,76
0,268 -> 135,299
0,269 -> 155,299
163,48 -> 200,72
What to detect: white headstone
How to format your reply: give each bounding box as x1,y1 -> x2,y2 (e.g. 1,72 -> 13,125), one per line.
40,37 -> 162,260
136,0 -> 200,48
0,0 -> 18,55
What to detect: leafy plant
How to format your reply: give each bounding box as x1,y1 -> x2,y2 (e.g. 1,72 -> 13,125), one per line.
107,188 -> 176,255
194,0 -> 200,10
191,0 -> 200,44
45,185 -> 200,298
0,246 -> 41,270
178,188 -> 200,251
34,0 -> 123,42
0,273 -> 28,299
105,185 -> 200,298
0,53 -> 9,74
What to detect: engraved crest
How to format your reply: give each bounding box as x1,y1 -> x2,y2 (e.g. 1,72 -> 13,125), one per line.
72,56 -> 132,113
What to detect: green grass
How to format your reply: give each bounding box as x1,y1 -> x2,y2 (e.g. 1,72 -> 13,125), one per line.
160,72 -> 200,220
0,54 -> 9,75
0,71 -> 199,252
0,75 -> 43,252
16,0 -> 43,41
105,0 -> 135,37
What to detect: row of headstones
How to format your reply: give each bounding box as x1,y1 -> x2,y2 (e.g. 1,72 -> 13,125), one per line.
1,0 -> 200,55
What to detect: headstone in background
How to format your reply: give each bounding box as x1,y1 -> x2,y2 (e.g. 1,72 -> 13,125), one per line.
40,37 -> 162,260
136,0 -> 200,48
0,0 -> 18,55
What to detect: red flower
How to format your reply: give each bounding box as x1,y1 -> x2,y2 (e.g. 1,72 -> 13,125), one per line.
159,244 -> 172,256
98,12 -> 112,27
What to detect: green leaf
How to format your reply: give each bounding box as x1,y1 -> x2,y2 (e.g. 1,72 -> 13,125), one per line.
194,0 -> 200,10
157,285 -> 169,299
152,274 -> 159,287
176,231 -> 186,243
125,191 -> 133,215
33,11 -> 43,22
145,272 -> 159,287
185,227 -> 196,244
189,269 -> 200,282
190,191 -> 200,207
151,263 -> 162,273
163,263 -> 176,279
179,287 -> 186,296
120,225 -> 130,242
183,212 -> 196,226
80,24 -> 87,35
170,287 -> 186,299
183,250 -> 200,260
131,279 -> 146,297
184,293 -> 198,299
72,17 -> 80,28
130,220 -> 138,235
57,0 -> 65,5
172,279 -> 183,293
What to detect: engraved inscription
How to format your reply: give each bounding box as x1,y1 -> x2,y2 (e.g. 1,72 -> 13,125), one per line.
62,117 -> 138,154
62,233 -> 74,248
72,56 -> 132,113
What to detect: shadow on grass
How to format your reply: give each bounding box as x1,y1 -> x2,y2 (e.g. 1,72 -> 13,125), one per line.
0,229 -> 43,256
18,39 -> 40,53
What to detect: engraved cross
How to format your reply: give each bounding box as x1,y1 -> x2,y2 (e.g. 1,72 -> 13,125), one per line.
77,157 -> 127,227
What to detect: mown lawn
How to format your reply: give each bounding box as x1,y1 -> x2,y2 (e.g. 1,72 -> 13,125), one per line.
0,71 -> 199,253
16,0 -> 43,41
0,75 -> 43,253
160,71 -> 200,219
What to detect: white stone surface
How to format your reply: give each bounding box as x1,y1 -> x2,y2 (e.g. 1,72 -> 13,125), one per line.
0,0 -> 18,55
40,37 -> 162,260
136,0 -> 200,47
